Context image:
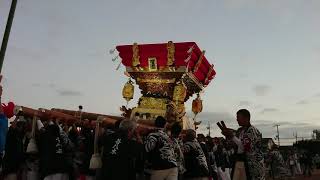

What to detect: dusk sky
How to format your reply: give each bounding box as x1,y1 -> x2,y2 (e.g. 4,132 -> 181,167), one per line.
1,0 -> 320,144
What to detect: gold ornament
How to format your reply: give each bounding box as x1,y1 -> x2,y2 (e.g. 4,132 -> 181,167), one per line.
137,77 -> 176,84
138,97 -> 168,110
165,101 -> 179,123
148,57 -> 158,71
173,82 -> 187,102
122,79 -> 134,104
132,43 -> 140,67
167,41 -> 175,66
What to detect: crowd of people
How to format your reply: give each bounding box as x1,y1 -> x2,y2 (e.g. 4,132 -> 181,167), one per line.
0,78 -> 285,180
266,145 -> 320,179
0,109 -> 268,180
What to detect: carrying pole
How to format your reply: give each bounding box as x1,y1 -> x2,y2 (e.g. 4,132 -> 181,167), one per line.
0,0 -> 18,72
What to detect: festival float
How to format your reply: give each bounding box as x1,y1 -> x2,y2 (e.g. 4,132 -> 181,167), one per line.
7,41 -> 216,131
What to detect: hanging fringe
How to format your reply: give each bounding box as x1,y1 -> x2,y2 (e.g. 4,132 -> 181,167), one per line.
109,48 -> 116,54
116,61 -> 122,70
112,55 -> 119,62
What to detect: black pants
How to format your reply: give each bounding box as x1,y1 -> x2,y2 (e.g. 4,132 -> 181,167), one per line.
0,154 -> 2,168
303,164 -> 312,176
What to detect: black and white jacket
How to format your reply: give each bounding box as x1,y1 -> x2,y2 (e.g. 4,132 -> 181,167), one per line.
145,130 -> 177,170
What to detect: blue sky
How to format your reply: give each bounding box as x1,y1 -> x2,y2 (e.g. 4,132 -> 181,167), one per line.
1,0 -> 320,144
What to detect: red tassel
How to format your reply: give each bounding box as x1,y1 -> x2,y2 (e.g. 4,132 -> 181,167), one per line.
2,101 -> 15,118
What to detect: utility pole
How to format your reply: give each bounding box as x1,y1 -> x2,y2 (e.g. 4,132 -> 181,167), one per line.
207,122 -> 211,137
274,124 -> 280,146
0,0 -> 18,73
293,132 -> 298,144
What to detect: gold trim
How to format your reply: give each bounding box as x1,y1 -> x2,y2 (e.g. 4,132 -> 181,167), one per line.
126,66 -> 187,73
137,77 -> 176,84
204,64 -> 214,83
132,43 -> 140,67
167,41 -> 175,66
193,50 -> 205,72
139,97 -> 168,110
186,72 -> 204,89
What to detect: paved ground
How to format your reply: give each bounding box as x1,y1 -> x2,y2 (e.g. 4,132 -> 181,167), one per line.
267,169 -> 320,180
290,169 -> 320,180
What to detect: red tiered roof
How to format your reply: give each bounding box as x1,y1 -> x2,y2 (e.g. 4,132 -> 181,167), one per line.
116,42 -> 216,86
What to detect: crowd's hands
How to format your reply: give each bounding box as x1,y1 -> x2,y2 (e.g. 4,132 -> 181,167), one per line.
217,121 -> 235,138
55,118 -> 61,125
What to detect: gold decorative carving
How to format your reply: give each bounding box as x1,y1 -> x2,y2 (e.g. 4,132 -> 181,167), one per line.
167,41 -> 175,66
137,77 -> 176,84
132,43 -> 140,67
175,103 -> 185,116
122,79 -> 134,102
173,82 -> 187,102
148,57 -> 158,71
139,97 -> 168,110
193,50 -> 205,72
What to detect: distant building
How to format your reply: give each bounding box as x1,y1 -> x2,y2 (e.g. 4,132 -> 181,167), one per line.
295,139 -> 320,155
313,130 -> 320,140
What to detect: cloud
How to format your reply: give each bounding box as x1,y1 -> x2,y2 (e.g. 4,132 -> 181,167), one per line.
9,46 -> 44,60
56,89 -> 83,96
255,104 -> 263,109
297,100 -> 309,105
196,111 -> 235,124
250,120 -> 319,144
49,83 -> 56,88
190,111 -> 320,145
192,111 -> 236,137
239,73 -> 248,79
260,108 -> 279,114
314,93 -> 320,98
31,83 -> 41,87
239,101 -> 251,106
31,83 -> 56,88
253,85 -> 270,96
